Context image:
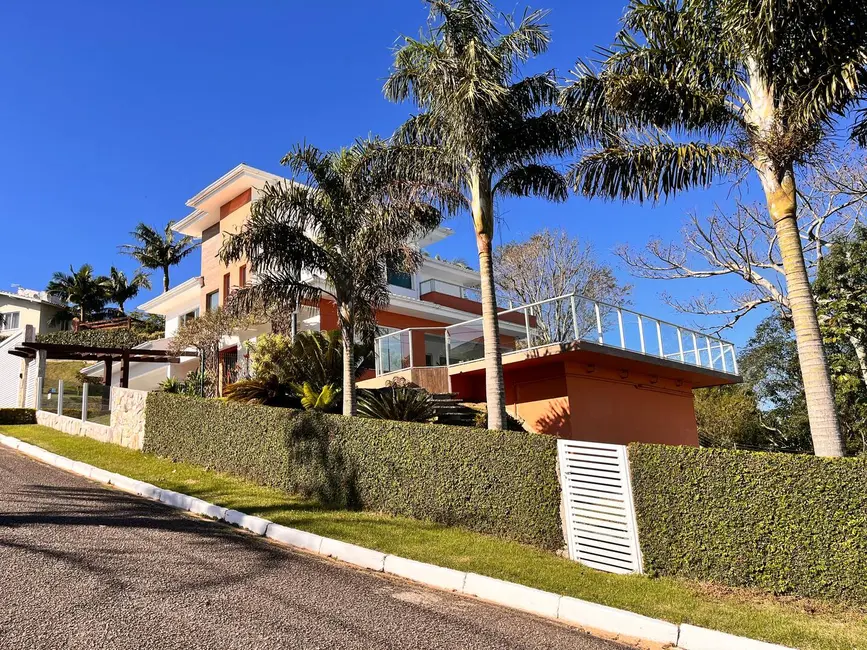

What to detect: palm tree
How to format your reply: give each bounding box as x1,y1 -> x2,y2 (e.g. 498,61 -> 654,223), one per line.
120,222 -> 198,292
219,141 -> 443,415
107,266 -> 152,314
46,264 -> 110,321
382,0 -> 573,430
559,0 -> 867,457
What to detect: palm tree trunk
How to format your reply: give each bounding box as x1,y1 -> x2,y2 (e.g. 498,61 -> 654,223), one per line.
163,266 -> 170,293
760,164 -> 844,457
470,170 -> 507,430
339,305 -> 357,416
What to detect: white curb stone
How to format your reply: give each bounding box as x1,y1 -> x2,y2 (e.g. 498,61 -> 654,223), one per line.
678,624 -> 795,650
52,456 -> 77,472
557,596 -> 679,645
88,467 -> 115,484
383,555 -> 466,592
69,461 -> 94,478
158,489 -> 193,510
320,538 -> 386,572
266,524 -> 324,554
222,509 -> 271,536
186,497 -> 227,520
109,474 -> 162,500
462,573 -> 560,619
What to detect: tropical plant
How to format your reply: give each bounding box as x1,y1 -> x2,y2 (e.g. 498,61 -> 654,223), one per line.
158,377 -> 186,394
293,382 -> 340,412
120,221 -> 198,292
223,377 -> 296,407
46,264 -> 110,321
249,330 -> 370,393
219,141 -> 442,415
107,266 -> 151,314
382,0 -> 574,429
561,0 -> 867,456
357,386 -> 435,423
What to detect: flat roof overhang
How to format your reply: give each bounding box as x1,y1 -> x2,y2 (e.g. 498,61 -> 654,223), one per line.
447,341 -> 740,389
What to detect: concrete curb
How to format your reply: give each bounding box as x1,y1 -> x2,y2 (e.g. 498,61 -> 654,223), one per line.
0,434 -> 795,650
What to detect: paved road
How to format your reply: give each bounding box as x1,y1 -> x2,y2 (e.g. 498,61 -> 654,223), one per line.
0,446 -> 626,650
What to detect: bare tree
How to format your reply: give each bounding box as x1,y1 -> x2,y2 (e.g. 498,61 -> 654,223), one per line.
494,228 -> 631,344
616,147 -> 867,334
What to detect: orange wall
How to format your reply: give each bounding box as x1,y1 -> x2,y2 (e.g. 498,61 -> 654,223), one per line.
452,355 -> 700,447
200,190 -> 251,313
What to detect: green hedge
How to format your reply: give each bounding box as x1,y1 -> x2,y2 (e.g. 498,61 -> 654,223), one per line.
629,444 -> 867,603
0,408 -> 36,425
37,329 -> 152,348
144,393 -> 563,549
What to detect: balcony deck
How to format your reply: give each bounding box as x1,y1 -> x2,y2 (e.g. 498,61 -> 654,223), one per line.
372,292 -> 740,387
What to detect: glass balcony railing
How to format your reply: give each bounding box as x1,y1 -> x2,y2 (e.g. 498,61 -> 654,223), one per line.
374,292 -> 739,377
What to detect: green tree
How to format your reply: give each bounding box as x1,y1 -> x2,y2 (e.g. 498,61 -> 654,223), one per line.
107,266 -> 152,314
46,264 -> 110,321
219,141 -> 442,415
815,224 -> 867,389
120,222 -> 198,292
561,0 -> 867,456
382,0 -> 573,430
693,385 -> 767,450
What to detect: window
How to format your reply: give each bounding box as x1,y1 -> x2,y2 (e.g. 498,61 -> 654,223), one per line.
180,309 -> 199,326
239,264 -> 247,288
205,290 -> 219,312
1,311 -> 20,330
223,273 -> 231,302
202,223 -> 220,242
386,263 -> 413,290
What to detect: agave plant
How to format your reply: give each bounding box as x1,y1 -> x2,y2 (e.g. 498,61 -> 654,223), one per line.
357,387 -> 435,423
158,377 -> 186,394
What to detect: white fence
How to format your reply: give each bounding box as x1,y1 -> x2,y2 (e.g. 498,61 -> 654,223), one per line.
557,440 -> 643,575
0,331 -> 36,408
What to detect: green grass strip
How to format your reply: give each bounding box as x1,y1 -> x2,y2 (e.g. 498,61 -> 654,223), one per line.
3,424 -> 865,650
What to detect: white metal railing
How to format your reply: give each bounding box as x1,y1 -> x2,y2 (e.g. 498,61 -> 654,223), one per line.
374,291 -> 739,377
418,278 -> 482,301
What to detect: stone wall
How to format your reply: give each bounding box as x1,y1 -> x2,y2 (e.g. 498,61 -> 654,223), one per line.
109,387 -> 147,449
35,387 -> 147,450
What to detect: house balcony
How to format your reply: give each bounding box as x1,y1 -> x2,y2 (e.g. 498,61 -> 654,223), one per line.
367,292 -> 739,396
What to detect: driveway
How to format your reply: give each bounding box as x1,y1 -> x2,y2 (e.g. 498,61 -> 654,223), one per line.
0,446 -> 627,650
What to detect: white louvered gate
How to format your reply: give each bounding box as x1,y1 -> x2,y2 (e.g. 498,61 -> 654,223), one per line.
557,440 -> 643,575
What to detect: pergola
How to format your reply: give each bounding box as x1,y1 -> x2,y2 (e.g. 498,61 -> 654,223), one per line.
9,342 -> 199,388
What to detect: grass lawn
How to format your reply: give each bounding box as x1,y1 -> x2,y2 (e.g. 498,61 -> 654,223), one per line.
3,424 -> 865,650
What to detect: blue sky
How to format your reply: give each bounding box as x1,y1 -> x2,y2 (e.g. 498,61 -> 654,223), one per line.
0,1 -> 764,347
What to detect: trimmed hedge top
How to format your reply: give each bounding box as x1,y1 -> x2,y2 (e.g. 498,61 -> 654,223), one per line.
144,393 -> 563,549
629,443 -> 867,604
0,408 -> 36,425
38,329 -> 153,349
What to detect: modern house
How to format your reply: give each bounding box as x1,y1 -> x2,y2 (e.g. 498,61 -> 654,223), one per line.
85,164 -> 506,391
0,288 -> 68,337
81,162 -> 740,448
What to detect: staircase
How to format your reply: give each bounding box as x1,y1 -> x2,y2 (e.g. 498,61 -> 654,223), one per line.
429,393 -> 478,427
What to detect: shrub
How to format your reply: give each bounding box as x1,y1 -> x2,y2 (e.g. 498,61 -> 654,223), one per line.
358,387 -> 434,422
224,378 -> 300,408
249,330 -> 371,391
0,408 -> 36,425
37,329 -> 151,349
293,382 -> 340,412
144,393 -> 562,549
629,444 -> 867,604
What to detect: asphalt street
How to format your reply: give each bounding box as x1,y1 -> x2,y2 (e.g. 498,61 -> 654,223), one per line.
0,445 -> 627,650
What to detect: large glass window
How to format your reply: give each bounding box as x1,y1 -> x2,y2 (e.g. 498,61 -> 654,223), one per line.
205,290 -> 219,312
1,311 -> 20,330
386,264 -> 413,290
180,309 -> 199,326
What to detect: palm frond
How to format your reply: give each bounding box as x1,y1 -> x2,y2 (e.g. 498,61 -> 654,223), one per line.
571,141 -> 745,203
494,164 -> 568,202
